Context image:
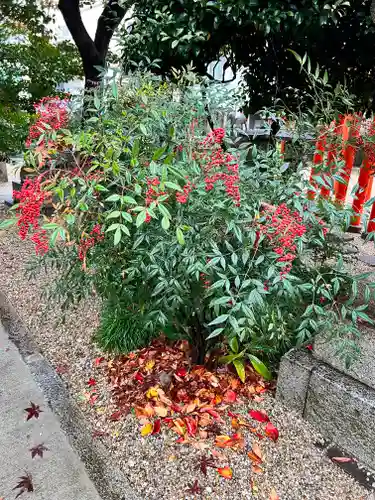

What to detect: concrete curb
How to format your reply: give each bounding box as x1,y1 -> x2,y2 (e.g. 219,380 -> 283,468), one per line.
0,290 -> 140,500
277,348 -> 375,472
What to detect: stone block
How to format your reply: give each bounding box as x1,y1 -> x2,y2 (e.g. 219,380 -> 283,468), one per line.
276,349 -> 319,416
314,326 -> 375,390
305,364 -> 375,470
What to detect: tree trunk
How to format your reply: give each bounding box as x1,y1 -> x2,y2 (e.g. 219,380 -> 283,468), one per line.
58,0 -> 126,90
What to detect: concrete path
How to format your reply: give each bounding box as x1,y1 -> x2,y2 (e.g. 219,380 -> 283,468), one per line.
0,322 -> 101,500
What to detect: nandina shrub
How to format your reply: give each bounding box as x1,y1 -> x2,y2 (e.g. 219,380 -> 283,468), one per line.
2,74 -> 374,375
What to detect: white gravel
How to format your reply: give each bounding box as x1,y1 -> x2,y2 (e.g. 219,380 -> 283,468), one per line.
0,218 -> 371,500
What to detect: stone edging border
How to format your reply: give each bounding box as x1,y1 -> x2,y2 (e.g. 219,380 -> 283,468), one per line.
0,289 -> 139,500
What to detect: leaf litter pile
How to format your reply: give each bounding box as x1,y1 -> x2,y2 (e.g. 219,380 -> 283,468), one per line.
86,338 -> 285,499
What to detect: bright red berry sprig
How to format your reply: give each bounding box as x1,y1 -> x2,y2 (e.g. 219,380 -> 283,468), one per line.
13,177 -> 48,254
78,224 -> 104,261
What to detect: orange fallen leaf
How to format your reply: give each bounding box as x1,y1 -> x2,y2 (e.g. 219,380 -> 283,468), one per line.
270,487 -> 279,500
252,464 -> 263,474
215,435 -> 232,448
140,422 -> 153,436
172,418 -> 186,436
185,402 -> 197,414
211,449 -> 227,461
252,442 -> 263,461
217,467 -> 233,480
135,404 -> 155,418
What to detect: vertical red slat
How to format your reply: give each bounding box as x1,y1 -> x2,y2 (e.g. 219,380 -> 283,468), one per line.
308,138 -> 326,200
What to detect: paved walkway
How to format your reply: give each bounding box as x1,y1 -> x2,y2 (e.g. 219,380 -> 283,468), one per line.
0,322 -> 101,500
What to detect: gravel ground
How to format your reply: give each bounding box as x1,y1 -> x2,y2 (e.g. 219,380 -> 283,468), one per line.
0,219 -> 372,500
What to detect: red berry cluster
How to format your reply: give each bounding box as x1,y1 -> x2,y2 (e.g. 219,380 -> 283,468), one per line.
355,117 -> 375,165
78,224 -> 104,261
13,177 -> 48,254
199,128 -> 240,206
145,177 -> 167,207
26,96 -> 69,148
259,204 -> 306,276
176,179 -> 194,204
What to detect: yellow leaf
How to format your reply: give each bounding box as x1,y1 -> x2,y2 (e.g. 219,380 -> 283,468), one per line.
146,386 -> 159,399
140,422 -> 153,436
217,467 -> 233,479
145,359 -> 155,372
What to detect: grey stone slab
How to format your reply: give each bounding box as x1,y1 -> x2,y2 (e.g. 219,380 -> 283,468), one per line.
0,322 -> 101,500
305,364 -> 375,470
314,326 -> 375,390
276,348 -> 319,416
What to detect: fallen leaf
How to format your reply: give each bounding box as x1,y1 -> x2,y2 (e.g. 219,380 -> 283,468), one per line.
29,443 -> 48,459
186,479 -> 201,494
89,394 -> 98,405
134,371 -> 144,383
146,386 -> 159,399
306,344 -> 313,351
215,435 -> 232,448
172,418 -> 186,436
252,464 -> 263,474
249,409 -> 269,422
109,410 -> 122,421
252,442 -> 263,461
25,402 -> 42,421
265,422 -> 279,442
87,377 -> 96,387
154,405 -> 168,417
223,390 -> 237,403
217,466 -> 233,480
176,367 -> 187,377
152,419 -> 161,435
145,359 -> 155,372
140,422 -> 153,436
331,456 -> 355,463
13,473 -> 34,498
185,416 -> 198,436
197,455 -> 216,476
167,455 -> 177,462
270,487 -> 279,500
94,357 -> 104,366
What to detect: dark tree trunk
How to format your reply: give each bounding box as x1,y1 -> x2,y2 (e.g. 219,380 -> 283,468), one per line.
58,0 -> 126,90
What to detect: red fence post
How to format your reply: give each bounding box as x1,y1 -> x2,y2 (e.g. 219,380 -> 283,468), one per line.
334,116 -> 356,204
350,157 -> 372,232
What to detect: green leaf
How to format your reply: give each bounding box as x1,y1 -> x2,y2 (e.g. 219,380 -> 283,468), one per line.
107,211 -> 121,219
176,227 -> 185,245
122,196 -> 137,205
136,210 -> 147,227
161,216 -> 170,230
42,222 -> 60,230
50,228 -> 59,247
229,336 -> 239,353
0,218 -> 16,230
139,124 -> 147,135
152,145 -> 167,161
248,354 -> 272,380
114,227 -> 122,245
106,223 -> 120,232
208,314 -> 228,326
106,194 -> 121,202
165,181 -> 183,192
233,359 -> 246,383
206,328 -> 224,340
171,39 -> 179,49
121,211 -> 133,223
158,204 -> 171,219
132,138 -> 140,158
65,214 -> 75,225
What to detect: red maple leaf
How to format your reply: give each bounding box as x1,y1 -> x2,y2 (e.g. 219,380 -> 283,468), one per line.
186,479 -> 201,494
265,422 -> 279,442
13,473 -> 34,498
249,409 -> 269,423
29,443 -> 48,459
24,402 -> 42,421
87,377 -> 96,387
196,455 -> 216,476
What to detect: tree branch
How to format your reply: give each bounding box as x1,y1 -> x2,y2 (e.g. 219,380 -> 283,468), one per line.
58,0 -> 99,78
94,0 -> 126,59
